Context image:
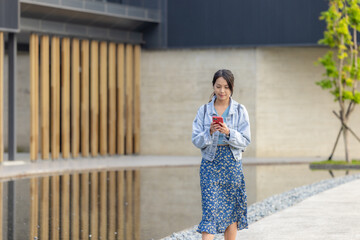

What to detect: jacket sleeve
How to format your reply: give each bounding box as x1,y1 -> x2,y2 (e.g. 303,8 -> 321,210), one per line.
224,104 -> 251,151
192,105 -> 212,149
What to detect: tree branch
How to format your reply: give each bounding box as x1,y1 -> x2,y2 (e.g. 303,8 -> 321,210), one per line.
333,110 -> 360,142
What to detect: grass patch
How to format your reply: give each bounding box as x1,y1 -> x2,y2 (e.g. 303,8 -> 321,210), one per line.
311,160 -> 360,165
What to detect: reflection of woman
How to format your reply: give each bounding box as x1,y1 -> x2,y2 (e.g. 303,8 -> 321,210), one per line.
192,69 -> 251,240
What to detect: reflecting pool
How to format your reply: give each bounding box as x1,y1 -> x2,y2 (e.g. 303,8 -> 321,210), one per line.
1,163 -> 359,240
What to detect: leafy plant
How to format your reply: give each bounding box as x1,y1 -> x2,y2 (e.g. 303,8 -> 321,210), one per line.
317,0 -> 360,163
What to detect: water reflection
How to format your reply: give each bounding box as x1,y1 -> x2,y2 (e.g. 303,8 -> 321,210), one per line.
1,164 -> 359,240
2,170 -> 140,240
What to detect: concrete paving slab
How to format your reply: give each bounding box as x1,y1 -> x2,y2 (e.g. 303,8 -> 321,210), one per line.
237,179 -> 360,240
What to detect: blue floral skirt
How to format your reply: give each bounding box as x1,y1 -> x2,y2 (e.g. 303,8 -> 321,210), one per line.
197,145 -> 248,234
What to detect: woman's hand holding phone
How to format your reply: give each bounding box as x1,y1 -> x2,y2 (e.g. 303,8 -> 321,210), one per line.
210,120 -> 230,136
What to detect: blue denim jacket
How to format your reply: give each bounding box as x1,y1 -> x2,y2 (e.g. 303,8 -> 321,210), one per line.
192,96 -> 251,161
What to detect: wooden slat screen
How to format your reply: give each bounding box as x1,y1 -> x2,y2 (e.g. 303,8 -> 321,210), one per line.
71,39 -> 80,158
30,34 -> 39,161
41,35 -> 50,160
62,38 -> 71,159
81,40 -> 90,157
51,36 -> 60,160
117,44 -> 125,155
125,44 -> 133,155
29,36 -> 141,160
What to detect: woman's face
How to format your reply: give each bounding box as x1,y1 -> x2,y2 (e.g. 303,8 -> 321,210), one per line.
213,77 -> 231,101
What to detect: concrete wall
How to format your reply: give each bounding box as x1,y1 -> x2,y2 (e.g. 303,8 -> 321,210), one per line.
140,48 -> 257,157
141,47 -> 360,159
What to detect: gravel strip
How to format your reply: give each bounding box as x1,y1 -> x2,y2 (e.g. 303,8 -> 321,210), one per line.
161,173 -> 360,240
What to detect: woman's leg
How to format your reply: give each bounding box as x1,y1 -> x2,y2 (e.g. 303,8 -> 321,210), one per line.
224,222 -> 237,240
202,232 -> 215,240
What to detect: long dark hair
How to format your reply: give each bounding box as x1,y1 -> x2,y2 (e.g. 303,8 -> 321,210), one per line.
209,69 -> 234,101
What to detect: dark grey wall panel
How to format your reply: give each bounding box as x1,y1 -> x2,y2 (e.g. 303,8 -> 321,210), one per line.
167,0 -> 328,48
0,0 -> 19,32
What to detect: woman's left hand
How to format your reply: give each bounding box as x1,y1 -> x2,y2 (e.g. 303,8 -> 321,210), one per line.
218,122 -> 230,135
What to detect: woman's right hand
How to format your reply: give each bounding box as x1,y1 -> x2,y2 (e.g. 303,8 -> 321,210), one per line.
210,121 -> 220,135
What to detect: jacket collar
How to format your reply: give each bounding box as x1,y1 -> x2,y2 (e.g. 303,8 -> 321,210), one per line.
208,95 -> 236,116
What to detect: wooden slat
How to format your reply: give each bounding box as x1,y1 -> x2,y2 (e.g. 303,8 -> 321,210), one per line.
81,40 -> 90,157
90,172 -> 99,239
108,171 -> 116,240
117,44 -> 125,155
72,39 -> 80,158
108,42 -> 116,155
117,170 -> 125,240
51,37 -> 60,159
30,178 -> 39,239
99,171 -> 107,239
62,38 -> 71,159
81,173 -> 90,239
61,174 -> 70,239
133,170 -> 141,240
51,175 -> 60,240
134,45 -> 141,154
71,173 -> 80,239
100,41 -> 108,155
125,44 -> 133,155
30,34 -> 39,161
0,32 -> 3,163
41,35 -> 50,160
90,41 -> 99,156
125,170 -> 133,240
0,183 -> 2,240
40,177 -> 50,240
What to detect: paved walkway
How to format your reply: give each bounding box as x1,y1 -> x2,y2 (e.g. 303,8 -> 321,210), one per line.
236,179 -> 360,240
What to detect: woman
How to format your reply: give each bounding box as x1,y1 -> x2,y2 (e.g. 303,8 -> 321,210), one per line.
192,69 -> 251,240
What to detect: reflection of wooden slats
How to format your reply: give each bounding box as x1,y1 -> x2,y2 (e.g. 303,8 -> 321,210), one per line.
40,177 -> 49,240
81,40 -> 90,157
100,171 -> 108,239
30,34 -> 39,161
71,173 -> 80,239
109,43 -> 116,155
100,41 -> 108,156
30,179 -> 39,239
26,169 -> 140,239
117,170 -> 125,240
81,173 -> 90,239
134,45 -> 141,154
61,174 -> 70,239
51,175 -> 60,240
41,35 -> 50,160
0,32 -> 3,163
125,170 -> 133,240
108,171 -> 116,240
91,41 -> 99,157
134,170 -> 141,240
125,44 -> 133,155
0,183 -> 2,240
90,172 -> 99,239
51,37 -> 60,159
117,44 -> 125,155
72,39 -> 80,158
62,38 -> 71,159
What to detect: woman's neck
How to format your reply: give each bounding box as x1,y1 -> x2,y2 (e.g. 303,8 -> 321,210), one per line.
214,97 -> 230,107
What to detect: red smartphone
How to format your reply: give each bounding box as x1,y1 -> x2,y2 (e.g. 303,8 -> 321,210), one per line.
212,116 -> 224,125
